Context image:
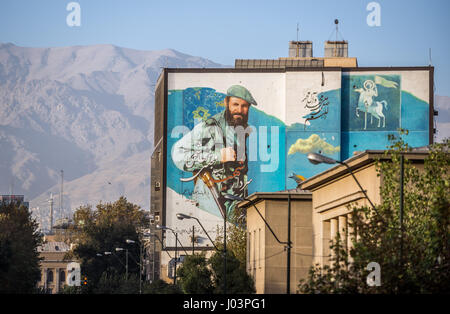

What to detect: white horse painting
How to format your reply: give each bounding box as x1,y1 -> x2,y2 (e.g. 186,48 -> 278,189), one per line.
354,80 -> 389,129
368,100 -> 388,127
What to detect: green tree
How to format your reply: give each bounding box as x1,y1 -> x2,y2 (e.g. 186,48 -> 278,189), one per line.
209,250 -> 255,294
200,203 -> 254,294
93,271 -> 142,294
59,285 -> 83,294
226,206 -> 248,270
0,201 -> 43,293
176,253 -> 214,294
213,205 -> 248,271
143,279 -> 183,294
298,134 -> 450,294
66,196 -> 148,293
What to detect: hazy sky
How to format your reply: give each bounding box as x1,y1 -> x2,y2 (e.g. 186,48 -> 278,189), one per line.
1,0 -> 449,96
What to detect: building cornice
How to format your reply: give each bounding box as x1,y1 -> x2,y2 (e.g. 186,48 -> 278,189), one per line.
300,150 -> 429,191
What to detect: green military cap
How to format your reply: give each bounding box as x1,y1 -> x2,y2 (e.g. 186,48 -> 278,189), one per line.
226,85 -> 257,106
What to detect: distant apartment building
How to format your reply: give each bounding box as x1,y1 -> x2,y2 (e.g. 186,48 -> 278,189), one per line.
0,194 -> 29,209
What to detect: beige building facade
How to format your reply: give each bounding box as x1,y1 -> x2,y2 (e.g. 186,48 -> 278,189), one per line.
37,240 -> 78,294
239,192 -> 312,294
241,149 -> 429,294
300,150 -> 428,267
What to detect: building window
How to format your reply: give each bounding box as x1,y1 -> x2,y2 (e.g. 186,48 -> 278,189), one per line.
60,270 -> 66,284
47,270 -> 54,283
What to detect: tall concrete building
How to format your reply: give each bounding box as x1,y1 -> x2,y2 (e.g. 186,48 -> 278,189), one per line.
150,39 -> 435,286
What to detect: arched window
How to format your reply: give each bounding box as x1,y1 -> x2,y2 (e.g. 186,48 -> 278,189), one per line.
47,270 -> 54,283
60,270 -> 66,283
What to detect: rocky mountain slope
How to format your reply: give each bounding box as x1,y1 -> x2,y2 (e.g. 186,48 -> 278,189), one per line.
0,43 -> 223,231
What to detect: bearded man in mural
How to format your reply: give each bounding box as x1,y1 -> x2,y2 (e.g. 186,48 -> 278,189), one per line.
172,85 -> 257,220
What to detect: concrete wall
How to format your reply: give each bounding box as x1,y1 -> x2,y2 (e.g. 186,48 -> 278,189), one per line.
153,68 -> 432,283
246,196 -> 312,294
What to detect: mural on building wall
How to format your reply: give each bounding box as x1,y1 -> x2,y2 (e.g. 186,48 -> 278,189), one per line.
168,80 -> 341,219
170,85 -> 255,220
347,74 -> 401,131
301,91 -> 330,128
166,71 -> 430,221
341,72 -> 429,158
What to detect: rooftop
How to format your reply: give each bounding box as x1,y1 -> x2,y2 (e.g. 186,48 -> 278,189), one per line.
37,241 -> 70,253
300,148 -> 431,191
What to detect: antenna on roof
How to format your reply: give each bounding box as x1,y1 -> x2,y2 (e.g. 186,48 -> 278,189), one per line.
335,19 -> 339,42
296,22 -> 300,57
60,170 -> 63,222
328,18 -> 344,42
429,48 -> 432,66
325,19 -> 347,58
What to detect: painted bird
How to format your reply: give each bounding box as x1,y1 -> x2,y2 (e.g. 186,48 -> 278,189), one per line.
289,173 -> 307,188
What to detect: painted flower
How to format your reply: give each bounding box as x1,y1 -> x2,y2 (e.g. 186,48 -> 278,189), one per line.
192,106 -> 211,121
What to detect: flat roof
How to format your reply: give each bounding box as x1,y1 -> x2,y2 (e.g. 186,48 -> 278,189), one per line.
300,149 -> 430,191
156,66 -> 433,84
237,190 -> 312,209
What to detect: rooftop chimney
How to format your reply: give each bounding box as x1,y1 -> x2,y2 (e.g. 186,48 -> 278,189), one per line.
324,41 -> 348,57
289,41 -> 313,58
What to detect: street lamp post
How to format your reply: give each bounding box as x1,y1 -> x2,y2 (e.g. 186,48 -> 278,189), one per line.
125,239 -> 143,294
399,154 -> 404,277
115,247 -> 128,280
306,152 -> 375,209
156,225 -> 188,285
192,225 -> 195,255
103,251 -> 127,267
224,209 -> 227,294
176,213 -> 220,250
176,213 -> 225,292
144,232 -> 174,282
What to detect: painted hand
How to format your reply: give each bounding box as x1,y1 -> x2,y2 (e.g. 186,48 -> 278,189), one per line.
221,147 -> 236,162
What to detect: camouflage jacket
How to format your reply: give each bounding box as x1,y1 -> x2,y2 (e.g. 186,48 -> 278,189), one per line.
172,110 -> 249,218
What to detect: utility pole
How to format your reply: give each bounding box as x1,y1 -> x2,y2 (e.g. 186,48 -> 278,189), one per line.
287,193 -> 291,294
60,170 -> 64,221
126,248 -> 129,280
174,233 -> 178,285
192,225 -> 195,255
139,244 -> 143,294
152,235 -> 156,282
48,193 -> 54,234
399,154 -> 404,289
224,210 -> 227,294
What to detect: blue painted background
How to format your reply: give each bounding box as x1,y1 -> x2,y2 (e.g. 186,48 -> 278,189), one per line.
166,76 -> 430,215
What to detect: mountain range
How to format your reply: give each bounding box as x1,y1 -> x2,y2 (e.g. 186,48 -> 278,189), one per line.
0,42 -> 448,232
0,42 -> 224,232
